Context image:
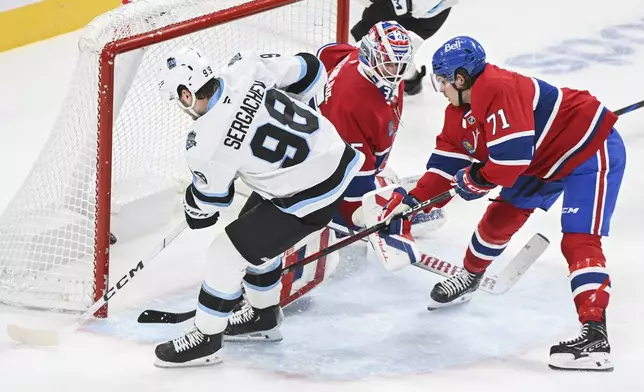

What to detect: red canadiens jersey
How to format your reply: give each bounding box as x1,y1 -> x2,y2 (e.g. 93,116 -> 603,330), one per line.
410,64 -> 618,203
317,43 -> 404,227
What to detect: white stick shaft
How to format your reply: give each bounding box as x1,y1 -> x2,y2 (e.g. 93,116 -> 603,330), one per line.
86,219 -> 188,317
6,219 -> 188,346
413,253 -> 500,293
415,233 -> 549,295
328,221 -> 547,295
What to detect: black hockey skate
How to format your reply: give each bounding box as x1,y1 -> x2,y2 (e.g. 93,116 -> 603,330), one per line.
154,325 -> 223,368
427,269 -> 484,310
404,65 -> 426,96
549,320 -> 613,372
224,300 -> 283,342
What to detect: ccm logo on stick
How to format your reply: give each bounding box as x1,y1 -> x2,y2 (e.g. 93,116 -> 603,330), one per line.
102,261 -> 145,301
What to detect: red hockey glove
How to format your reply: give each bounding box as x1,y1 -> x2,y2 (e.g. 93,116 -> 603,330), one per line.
453,163 -> 496,201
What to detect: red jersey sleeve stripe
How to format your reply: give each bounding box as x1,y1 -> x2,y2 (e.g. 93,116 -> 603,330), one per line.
427,167 -> 454,181
486,130 -> 535,147
432,149 -> 473,162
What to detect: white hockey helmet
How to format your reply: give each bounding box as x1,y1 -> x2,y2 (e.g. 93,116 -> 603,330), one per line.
358,21 -> 413,103
158,46 -> 216,118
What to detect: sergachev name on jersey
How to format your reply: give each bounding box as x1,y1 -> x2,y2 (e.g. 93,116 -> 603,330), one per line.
224,80 -> 267,150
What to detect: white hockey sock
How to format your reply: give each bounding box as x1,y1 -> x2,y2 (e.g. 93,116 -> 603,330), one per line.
243,256 -> 282,309
195,233 -> 247,335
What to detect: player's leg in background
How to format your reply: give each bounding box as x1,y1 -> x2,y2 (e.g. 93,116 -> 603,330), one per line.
549,128 -> 626,372
350,0 -> 397,43
394,9 -> 452,95
350,1 -> 451,43
349,1 -> 452,95
427,176 -> 563,309
223,196 -> 343,341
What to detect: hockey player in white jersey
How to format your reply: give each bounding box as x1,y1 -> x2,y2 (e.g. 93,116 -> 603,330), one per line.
153,47 -> 364,368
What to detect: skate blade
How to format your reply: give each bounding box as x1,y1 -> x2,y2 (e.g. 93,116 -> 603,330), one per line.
548,352 -> 614,372
427,293 -> 473,311
154,353 -> 223,368
224,328 -> 283,342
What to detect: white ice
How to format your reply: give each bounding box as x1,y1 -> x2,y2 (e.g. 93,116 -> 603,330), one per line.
1,0 -> 643,390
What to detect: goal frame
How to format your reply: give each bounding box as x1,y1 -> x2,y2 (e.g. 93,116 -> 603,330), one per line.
93,0 -> 350,317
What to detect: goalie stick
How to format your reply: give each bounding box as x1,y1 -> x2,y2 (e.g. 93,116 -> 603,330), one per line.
325,221 -> 549,295
413,233 -> 549,294
6,219 -> 189,346
137,189 -> 455,324
138,193 -> 549,324
137,231 -> 548,324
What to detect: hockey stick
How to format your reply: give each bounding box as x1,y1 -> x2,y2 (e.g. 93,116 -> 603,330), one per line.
326,221 -> 549,295
413,233 -> 549,294
138,99 -> 640,325
280,190 -> 456,274
137,229 -> 549,325
6,220 -> 189,346
137,189 -> 455,324
614,99 -> 644,116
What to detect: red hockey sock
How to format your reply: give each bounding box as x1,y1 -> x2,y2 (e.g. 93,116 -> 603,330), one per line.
463,201 -> 533,274
561,233 -> 610,323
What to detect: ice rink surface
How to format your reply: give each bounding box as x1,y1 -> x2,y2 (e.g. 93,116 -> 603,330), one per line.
1,0 -> 643,391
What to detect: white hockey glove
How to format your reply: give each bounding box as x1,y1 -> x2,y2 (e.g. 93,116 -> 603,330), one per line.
183,185 -> 221,230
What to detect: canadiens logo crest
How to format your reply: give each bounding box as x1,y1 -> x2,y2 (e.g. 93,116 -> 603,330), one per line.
462,140 -> 476,154
462,128 -> 480,155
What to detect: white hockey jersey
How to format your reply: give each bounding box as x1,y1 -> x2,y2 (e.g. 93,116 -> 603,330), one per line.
184,51 -> 365,218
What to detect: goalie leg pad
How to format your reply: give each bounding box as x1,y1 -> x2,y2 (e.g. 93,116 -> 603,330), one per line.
362,185 -> 420,271
227,196 -> 342,308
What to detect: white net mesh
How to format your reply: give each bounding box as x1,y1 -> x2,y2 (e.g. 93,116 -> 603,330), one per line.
0,0 -> 341,313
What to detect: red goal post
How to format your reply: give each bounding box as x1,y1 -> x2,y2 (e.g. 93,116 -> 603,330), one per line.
0,0 -> 349,318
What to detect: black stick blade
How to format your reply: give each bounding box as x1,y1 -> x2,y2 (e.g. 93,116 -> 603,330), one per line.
137,309 -> 196,324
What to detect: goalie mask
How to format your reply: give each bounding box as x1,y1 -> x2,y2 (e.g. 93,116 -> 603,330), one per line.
158,46 -> 216,118
358,21 -> 413,103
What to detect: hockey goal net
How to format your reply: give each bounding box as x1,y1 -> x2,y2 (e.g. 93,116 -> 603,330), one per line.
0,0 -> 348,316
